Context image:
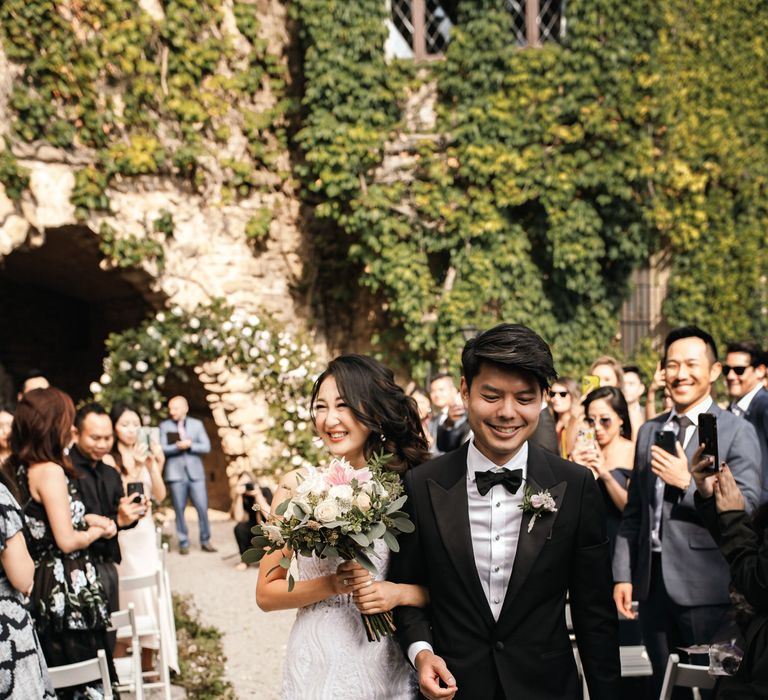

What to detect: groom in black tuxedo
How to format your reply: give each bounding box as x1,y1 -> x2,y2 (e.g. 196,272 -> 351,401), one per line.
389,324 -> 620,699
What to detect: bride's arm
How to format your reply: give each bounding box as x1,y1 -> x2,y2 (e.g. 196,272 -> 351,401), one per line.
351,574 -> 430,615
255,474 -> 358,611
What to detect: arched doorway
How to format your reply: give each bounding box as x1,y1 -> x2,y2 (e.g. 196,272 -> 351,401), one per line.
0,225 -> 161,403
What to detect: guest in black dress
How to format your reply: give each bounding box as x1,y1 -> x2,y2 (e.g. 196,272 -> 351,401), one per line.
7,388 -> 116,699
693,461 -> 768,698
233,471 -> 272,570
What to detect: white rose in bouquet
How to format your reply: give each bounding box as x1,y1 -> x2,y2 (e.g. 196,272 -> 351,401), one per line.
354,492 -> 372,512
314,498 -> 341,523
328,484 -> 354,502
262,524 -> 285,546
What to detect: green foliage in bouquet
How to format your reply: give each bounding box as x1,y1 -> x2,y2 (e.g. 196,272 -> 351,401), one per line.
90,299 -> 322,476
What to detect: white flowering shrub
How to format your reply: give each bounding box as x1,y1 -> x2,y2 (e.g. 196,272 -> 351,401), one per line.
90,299 -> 323,476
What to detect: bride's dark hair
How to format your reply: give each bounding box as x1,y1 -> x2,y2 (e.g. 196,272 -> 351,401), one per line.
310,354 -> 430,472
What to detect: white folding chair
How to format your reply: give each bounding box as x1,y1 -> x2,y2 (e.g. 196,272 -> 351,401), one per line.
659,653 -> 716,700
110,602 -> 144,699
48,648 -> 113,699
160,542 -> 180,674
119,569 -> 172,700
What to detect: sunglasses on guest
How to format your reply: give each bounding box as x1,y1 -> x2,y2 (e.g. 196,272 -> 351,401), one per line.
722,364 -> 752,376
549,390 -> 569,398
585,416 -> 612,428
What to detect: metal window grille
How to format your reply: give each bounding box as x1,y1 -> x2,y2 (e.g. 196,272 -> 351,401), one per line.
389,0 -> 451,60
620,266 -> 668,358
504,0 -> 566,47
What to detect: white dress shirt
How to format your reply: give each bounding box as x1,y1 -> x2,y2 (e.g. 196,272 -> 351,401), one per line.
734,382 -> 763,415
651,396 -> 713,551
407,440 -> 529,666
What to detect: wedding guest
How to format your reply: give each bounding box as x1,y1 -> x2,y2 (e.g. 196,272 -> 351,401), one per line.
408,388 -> 433,450
0,474 -> 55,699
232,470 -> 272,571
692,460 -> 768,698
723,341 -> 768,504
71,402 -> 144,651
105,403 -> 167,671
548,377 -> 582,458
7,388 -> 116,696
257,354 -> 430,699
613,327 -> 762,699
15,369 -> 49,402
0,405 -> 12,463
571,387 -> 634,553
645,362 -> 666,421
623,365 -> 647,439
428,372 -> 466,456
591,355 -> 625,389
160,396 -> 214,554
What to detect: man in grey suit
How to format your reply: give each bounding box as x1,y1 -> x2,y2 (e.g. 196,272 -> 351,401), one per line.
613,326 -> 761,699
723,341 -> 768,503
160,395 -> 215,554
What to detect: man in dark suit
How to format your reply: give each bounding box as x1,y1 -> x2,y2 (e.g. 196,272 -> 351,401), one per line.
390,323 -> 620,700
613,327 -> 762,698
723,341 -> 768,504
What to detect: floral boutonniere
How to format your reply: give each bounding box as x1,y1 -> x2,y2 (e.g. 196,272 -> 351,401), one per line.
519,485 -> 558,533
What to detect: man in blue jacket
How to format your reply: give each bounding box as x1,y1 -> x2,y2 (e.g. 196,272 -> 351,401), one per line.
160,395 -> 215,554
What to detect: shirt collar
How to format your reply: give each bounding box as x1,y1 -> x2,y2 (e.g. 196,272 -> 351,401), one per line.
736,383 -> 763,412
668,395 -> 713,425
466,439 -> 528,482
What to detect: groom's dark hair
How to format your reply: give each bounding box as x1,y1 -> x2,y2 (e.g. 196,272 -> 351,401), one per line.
461,323 -> 557,392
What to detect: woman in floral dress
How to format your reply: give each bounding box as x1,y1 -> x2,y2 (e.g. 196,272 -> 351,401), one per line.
7,388 -> 115,699
0,473 -> 55,699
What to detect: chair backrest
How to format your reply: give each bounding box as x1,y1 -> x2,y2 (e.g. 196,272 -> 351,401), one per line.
48,649 -> 113,699
120,568 -> 163,593
110,601 -> 137,633
660,653 -> 716,700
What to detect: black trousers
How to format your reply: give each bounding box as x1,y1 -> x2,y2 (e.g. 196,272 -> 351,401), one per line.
95,560 -> 119,652
640,553 -> 729,700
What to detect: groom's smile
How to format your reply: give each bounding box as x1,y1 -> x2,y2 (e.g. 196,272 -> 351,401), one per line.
461,362 -> 543,466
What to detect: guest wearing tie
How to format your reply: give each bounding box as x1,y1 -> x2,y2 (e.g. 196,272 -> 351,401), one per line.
160,396 -> 214,554
613,327 -> 762,699
723,341 -> 768,504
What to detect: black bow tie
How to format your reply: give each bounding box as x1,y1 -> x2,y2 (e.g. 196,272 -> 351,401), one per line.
475,468 -> 524,496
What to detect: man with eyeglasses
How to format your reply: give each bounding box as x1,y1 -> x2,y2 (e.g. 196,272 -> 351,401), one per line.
724,341 -> 768,503
613,326 -> 761,699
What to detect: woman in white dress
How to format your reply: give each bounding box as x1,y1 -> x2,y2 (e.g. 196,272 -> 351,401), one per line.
105,404 -> 175,673
257,355 -> 431,700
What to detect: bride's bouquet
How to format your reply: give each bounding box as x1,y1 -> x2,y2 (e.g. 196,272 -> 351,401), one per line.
243,453 -> 415,641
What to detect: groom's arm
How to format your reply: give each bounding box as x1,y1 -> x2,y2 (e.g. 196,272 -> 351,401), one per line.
389,470 -> 434,656
569,469 -> 621,700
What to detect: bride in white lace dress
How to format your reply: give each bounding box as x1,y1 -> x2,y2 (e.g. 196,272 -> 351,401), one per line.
256,355 -> 431,700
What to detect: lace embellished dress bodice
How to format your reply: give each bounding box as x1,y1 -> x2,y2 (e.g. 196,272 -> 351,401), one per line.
282,539 -> 417,700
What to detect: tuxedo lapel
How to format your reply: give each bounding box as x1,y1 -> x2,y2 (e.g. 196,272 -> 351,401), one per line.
427,448 -> 495,627
500,446 -> 566,616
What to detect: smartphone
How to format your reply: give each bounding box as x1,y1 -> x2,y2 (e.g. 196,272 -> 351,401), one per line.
166,431 -> 180,444
126,481 -> 145,503
654,430 -> 677,455
581,374 -> 600,397
698,413 -> 719,472
138,426 -> 160,447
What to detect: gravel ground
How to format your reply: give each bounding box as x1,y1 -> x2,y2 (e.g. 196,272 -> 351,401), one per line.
165,514 -> 294,700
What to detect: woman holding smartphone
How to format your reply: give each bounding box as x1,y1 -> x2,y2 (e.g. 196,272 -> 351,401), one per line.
570,387 -> 634,552
106,403 -> 171,672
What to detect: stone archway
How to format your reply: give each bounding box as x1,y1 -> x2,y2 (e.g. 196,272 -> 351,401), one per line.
0,224 -> 160,403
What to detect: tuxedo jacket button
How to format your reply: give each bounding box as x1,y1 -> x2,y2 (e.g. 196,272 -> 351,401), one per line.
495,641 -> 504,651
